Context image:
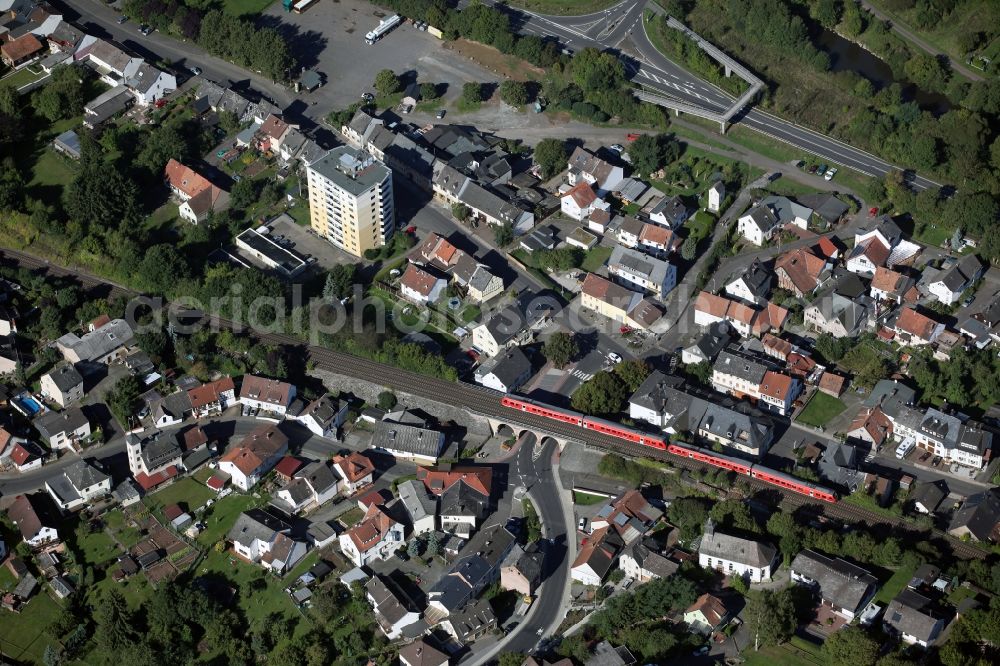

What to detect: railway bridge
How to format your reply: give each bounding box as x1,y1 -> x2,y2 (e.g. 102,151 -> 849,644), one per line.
480,414 -> 583,451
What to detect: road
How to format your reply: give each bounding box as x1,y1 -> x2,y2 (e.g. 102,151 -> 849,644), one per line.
858,0 -> 984,82
479,0 -> 942,191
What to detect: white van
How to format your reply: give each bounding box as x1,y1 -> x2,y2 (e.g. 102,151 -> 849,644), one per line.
895,438 -> 916,459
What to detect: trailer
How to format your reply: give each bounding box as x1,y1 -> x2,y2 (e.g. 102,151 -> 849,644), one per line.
365,14 -> 402,44
292,0 -> 318,13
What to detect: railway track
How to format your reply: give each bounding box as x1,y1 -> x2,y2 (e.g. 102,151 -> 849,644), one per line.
2,248 -> 989,560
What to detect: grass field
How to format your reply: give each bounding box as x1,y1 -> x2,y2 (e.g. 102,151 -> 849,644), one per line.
338,507 -> 365,528
0,592 -> 64,664
875,562 -> 918,605
72,523 -> 120,567
795,392 -> 847,428
574,491 -> 608,506
223,0 -> 274,16
507,0 -> 619,14
742,636 -> 824,666
146,477 -> 217,514
197,493 -> 265,548
581,246 -> 612,273
0,65 -> 46,90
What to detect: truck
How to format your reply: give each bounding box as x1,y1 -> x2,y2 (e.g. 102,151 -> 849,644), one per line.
365,14 -> 402,44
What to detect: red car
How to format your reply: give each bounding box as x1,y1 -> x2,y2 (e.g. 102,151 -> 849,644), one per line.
405,226 -> 416,234
626,133 -> 640,142
619,325 -> 633,334
869,207 -> 879,216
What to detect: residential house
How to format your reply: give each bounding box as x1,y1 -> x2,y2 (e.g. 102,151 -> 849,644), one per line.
585,643 -> 636,666
682,321 -> 736,365
928,255 -> 984,305
649,195 -> 689,229
847,219 -> 902,276
711,347 -> 801,416
9,494 -> 59,549
398,639 -> 449,666
438,476 -> 490,537
870,266 -> 918,305
590,490 -> 663,544
276,461 -> 340,512
471,291 -> 557,356
331,451 -> 375,493
56,318 -> 134,364
694,398 -> 776,458
692,291 -> 787,338
149,390 -> 193,428
637,222 -> 677,256
467,265 -> 504,303
228,509 -> 307,574
400,263 -> 447,305
427,524 -> 516,617
126,62 -> 175,106
627,371 -> 690,428
846,406 -> 894,450
883,591 -> 945,648
890,307 -> 944,347
441,598 -> 497,645
707,181 -> 725,213
580,273 -> 664,331
256,114 -> 289,152
397,479 -> 437,535
618,540 -> 679,582
371,417 -> 446,464
34,408 -> 90,450
698,518 -> 776,582
187,377 -> 236,417
909,481 -> 947,515
366,574 -> 420,640
39,364 -> 83,408
790,549 -> 878,620
338,502 -> 405,567
775,247 -> 830,297
239,375 -> 296,416
500,542 -> 544,596
8,441 -> 44,472
125,431 -> 182,491
45,459 -> 111,511
292,394 -> 347,438
560,182 -> 608,221
615,215 -> 645,248
804,291 -> 872,338
613,178 -> 649,206
724,259 -> 773,306
432,163 -> 534,233
607,245 -> 676,299
737,203 -> 780,246
1,32 -> 43,67
82,39 -> 142,86
948,489 -> 1000,542
567,146 -> 625,196
164,159 -> 229,224
218,423 -> 289,491
571,527 -> 624,586
415,232 -> 503,303
342,109 -> 382,146
684,593 -> 730,635
473,347 -> 532,393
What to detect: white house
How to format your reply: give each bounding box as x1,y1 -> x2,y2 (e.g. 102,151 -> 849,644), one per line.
618,541 -> 678,583
884,593 -> 945,648
8,441 -> 44,473
126,62 -> 176,106
9,494 -> 59,549
571,527 -> 623,586
560,182 -> 609,221
187,377 -> 236,417
737,204 -> 780,246
607,245 -> 677,299
45,459 -> 111,511
339,503 -> 405,567
698,518 -> 776,582
649,195 -> 689,229
83,39 -> 142,86
707,181 -> 725,213
567,146 -> 624,195
366,574 -> 420,640
332,452 -> 375,494
218,423 -> 289,491
292,394 -> 347,438
39,364 -> 84,408
928,255 -> 984,305
724,259 -> 772,306
228,509 -> 307,574
397,479 -> 437,535
239,375 -> 296,417
790,550 -> 878,621
275,461 -> 341,513
33,408 -> 91,450
399,263 -> 447,305
473,347 -> 532,393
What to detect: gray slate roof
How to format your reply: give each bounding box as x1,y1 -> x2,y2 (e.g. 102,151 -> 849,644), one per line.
791,549 -> 877,614
56,319 -> 133,362
227,509 -> 289,546
475,347 -> 531,389
64,459 -> 108,490
46,364 -> 83,392
699,520 -> 776,568
371,420 -> 444,458
34,407 -> 89,440
397,479 -> 436,525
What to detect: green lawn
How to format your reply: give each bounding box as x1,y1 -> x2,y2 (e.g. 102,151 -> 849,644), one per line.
686,210 -> 715,244
573,491 -> 608,506
795,392 -> 847,428
875,562 -> 918,605
913,223 -> 952,249
0,592 -> 64,665
28,148 -> 76,190
145,477 -> 217,514
223,0 -> 274,16
0,65 -> 46,90
0,564 -> 16,592
742,636 -> 824,666
338,507 -> 365,528
581,246 -> 612,273
104,508 -> 144,549
460,304 -> 482,324
197,493 -> 265,548
72,524 -> 120,567
198,548 -> 309,629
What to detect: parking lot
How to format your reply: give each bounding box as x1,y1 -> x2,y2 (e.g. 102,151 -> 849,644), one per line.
265,0 -> 500,110
266,212 -> 360,270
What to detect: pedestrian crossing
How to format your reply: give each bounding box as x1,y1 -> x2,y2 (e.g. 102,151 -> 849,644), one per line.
570,369 -> 593,382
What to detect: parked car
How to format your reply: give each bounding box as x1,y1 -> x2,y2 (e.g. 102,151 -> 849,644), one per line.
962,294 -> 975,307
436,109 -> 446,119
607,352 -> 622,364
869,206 -> 879,216
117,15 -> 128,24
578,517 -> 587,532
825,167 -> 838,181
189,66 -> 202,76
610,144 -> 625,152
139,25 -> 153,36
817,164 -> 828,175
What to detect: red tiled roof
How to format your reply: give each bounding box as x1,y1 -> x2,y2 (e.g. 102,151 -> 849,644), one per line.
894,307 -> 939,340
347,504 -> 397,553
164,504 -> 184,521
857,237 -> 891,267
188,376 -> 235,409
206,473 -> 227,491
694,291 -> 730,318
786,352 -> 817,377
9,442 -> 35,466
759,371 -> 795,401
687,593 -> 727,627
818,372 -> 845,396
165,159 -> 215,199
776,248 -> 827,294
417,465 -> 492,496
260,114 -> 288,140
333,451 -> 374,483
1,33 -> 43,63
135,465 -> 178,491
0,427 -> 12,453
239,375 -> 293,407
400,263 -> 441,297
816,236 -> 839,259
181,426 -> 208,451
90,314 -> 112,330
849,407 -> 893,446
562,181 -> 597,208
357,488 -> 391,509
274,455 -> 305,479
639,223 -> 673,248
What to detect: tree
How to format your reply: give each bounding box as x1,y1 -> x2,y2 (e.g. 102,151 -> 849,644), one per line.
377,391 -> 397,410
497,653 -> 527,666
904,53 -> 951,92
94,589 -> 137,654
571,48 -> 626,93
451,203 -> 470,222
138,244 -> 190,295
823,626 -> 880,666
323,264 -> 357,301
745,589 -> 796,648
461,82 -> 484,105
107,375 -> 142,427
407,537 -> 423,557
614,359 -> 651,392
494,222 -> 514,247
425,530 -> 441,557
544,331 -> 578,368
43,645 -> 62,666
571,371 -> 628,416
814,333 -> 851,363
419,82 -> 439,100
230,178 -> 260,211
533,138 -> 567,179
374,69 -> 401,96
680,236 -> 697,260
499,80 -> 530,106
628,133 -> 681,176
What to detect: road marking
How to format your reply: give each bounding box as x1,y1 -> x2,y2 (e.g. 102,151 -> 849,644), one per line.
571,370 -> 593,381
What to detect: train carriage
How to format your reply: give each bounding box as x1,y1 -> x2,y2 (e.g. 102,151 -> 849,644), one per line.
667,443 -> 754,475
750,467 -> 839,503
500,396 -> 584,426
582,416 -> 668,450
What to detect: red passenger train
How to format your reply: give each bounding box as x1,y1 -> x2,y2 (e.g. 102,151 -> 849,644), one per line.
502,394 -> 838,503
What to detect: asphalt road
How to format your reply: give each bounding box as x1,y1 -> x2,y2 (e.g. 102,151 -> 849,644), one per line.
481,0 -> 942,191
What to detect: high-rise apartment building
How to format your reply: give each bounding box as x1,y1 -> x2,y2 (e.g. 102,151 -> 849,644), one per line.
307,146 -> 394,257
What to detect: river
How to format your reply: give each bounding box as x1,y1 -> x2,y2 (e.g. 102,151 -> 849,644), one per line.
816,29 -> 953,115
